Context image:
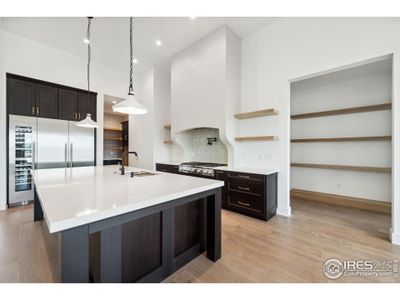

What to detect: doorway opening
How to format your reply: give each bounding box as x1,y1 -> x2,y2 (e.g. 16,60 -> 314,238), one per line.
289,56 -> 392,239
103,95 -> 129,166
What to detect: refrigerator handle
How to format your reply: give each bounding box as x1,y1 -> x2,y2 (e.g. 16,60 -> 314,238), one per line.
64,143 -> 68,168
32,141 -> 36,170
70,143 -> 74,168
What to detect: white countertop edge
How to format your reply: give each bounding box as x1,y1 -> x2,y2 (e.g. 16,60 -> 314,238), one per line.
213,166 -> 279,176
45,181 -> 224,233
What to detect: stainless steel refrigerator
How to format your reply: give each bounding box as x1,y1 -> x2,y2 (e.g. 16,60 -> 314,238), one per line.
8,114 -> 95,206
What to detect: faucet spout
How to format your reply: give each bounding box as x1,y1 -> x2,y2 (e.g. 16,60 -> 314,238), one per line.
120,151 -> 138,175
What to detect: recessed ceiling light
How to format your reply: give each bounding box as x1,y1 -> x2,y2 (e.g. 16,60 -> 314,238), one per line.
112,100 -> 117,104
155,40 -> 162,46
83,38 -> 90,44
133,58 -> 138,64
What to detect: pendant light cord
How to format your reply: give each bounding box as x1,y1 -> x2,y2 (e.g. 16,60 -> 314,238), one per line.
87,17 -> 92,94
129,17 -> 134,95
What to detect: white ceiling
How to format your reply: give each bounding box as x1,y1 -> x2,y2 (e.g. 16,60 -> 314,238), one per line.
1,17 -> 278,73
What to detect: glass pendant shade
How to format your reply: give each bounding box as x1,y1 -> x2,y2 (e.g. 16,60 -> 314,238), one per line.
76,114 -> 99,128
112,94 -> 148,115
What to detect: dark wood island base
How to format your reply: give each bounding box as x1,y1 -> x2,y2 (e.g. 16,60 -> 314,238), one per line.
34,187 -> 222,283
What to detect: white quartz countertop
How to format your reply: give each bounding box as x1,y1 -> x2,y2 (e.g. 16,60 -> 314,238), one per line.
32,166 -> 224,233
213,166 -> 278,176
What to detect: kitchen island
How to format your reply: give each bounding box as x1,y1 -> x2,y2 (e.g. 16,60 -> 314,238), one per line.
32,166 -> 223,283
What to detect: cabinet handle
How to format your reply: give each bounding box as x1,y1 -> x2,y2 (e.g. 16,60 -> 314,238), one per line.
36,106 -> 39,116
238,175 -> 250,179
78,112 -> 81,119
238,201 -> 250,207
238,186 -> 250,191
32,106 -> 35,115
75,112 -> 77,120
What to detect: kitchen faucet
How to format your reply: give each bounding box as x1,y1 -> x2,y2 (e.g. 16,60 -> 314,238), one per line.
120,151 -> 138,175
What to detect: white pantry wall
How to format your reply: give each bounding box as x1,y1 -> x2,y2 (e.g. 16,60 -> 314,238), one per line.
240,17 -> 400,243
0,29 -> 130,210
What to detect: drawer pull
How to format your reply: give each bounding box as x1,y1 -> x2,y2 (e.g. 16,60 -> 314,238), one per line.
238,201 -> 250,206
238,186 -> 250,191
238,175 -> 250,179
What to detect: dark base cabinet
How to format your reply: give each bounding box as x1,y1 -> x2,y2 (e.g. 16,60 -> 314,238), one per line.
222,171 -> 277,221
155,163 -> 277,222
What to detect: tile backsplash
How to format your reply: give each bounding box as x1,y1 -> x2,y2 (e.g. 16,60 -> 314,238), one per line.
191,128 -> 227,164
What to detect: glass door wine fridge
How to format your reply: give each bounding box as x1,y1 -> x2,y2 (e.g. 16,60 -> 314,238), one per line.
8,115 -> 37,206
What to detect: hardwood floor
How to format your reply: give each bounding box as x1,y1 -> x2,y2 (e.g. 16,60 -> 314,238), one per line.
0,199 -> 399,283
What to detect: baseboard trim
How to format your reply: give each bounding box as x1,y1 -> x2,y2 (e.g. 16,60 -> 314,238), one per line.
391,229 -> 400,245
291,189 -> 391,214
277,206 -> 291,217
0,203 -> 7,211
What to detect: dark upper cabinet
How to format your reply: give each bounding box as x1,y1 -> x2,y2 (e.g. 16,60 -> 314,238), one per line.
7,75 -> 97,122
35,84 -> 58,119
58,88 -> 78,121
77,93 -> 97,121
8,78 -> 36,117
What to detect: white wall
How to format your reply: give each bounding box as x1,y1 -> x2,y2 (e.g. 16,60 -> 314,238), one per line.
153,65 -> 171,164
129,69 -> 154,169
170,26 -> 240,165
0,29 -> 130,210
240,18 -> 400,243
0,19 -> 6,210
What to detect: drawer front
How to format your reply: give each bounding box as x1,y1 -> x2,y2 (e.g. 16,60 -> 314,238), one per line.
171,165 -> 179,173
228,177 -> 264,197
156,163 -> 171,172
227,191 -> 264,214
227,171 -> 264,182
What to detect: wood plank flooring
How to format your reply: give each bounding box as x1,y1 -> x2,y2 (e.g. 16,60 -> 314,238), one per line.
0,199 -> 399,283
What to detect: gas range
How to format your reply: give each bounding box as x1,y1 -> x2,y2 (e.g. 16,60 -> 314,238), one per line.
178,162 -> 226,178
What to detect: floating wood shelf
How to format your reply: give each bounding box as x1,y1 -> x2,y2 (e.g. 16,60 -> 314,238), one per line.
291,103 -> 391,120
164,124 -> 171,130
164,140 -> 173,144
235,108 -> 279,120
291,189 -> 391,214
104,127 -> 122,132
104,137 -> 123,141
291,136 -> 392,143
235,135 -> 279,142
291,163 -> 391,173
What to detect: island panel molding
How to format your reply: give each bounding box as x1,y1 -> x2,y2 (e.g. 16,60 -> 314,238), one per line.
234,108 -> 279,119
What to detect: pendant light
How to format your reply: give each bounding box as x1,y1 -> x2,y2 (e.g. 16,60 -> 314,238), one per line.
77,17 -> 99,128
112,17 -> 148,115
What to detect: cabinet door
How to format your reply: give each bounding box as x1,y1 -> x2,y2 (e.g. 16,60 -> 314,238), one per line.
8,78 -> 36,117
58,88 -> 78,121
36,84 -> 58,119
77,93 -> 97,121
